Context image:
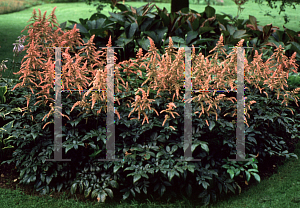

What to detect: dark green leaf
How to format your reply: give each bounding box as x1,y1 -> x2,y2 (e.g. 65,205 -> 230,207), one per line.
252,173 -> 261,182
130,188 -> 136,197
40,173 -> 45,182
227,183 -> 235,193
128,23 -> 138,39
59,21 -> 67,31
209,120 -> 215,131
133,174 -> 141,184
143,186 -> 147,194
95,18 -> 106,29
168,170 -> 176,182
30,175 -> 36,182
104,188 -> 114,198
115,3 -> 128,12
186,183 -> 192,197
191,38 -> 214,45
115,38 -> 133,47
233,30 -> 248,39
198,27 -> 215,35
169,36 -> 185,43
160,184 -> 166,197
245,171 -> 251,181
166,145 -> 170,152
227,25 -> 236,36
227,169 -> 234,179
57,183 -> 63,192
186,31 -> 199,45
249,15 -> 257,29
91,189 -> 98,198
99,191 -> 107,202
74,24 -> 89,34
218,183 -> 222,193
108,180 -> 119,189
108,12 -> 125,22
84,187 -> 92,198
154,183 -> 159,192
202,181 -> 209,189
46,176 -> 52,185
137,38 -> 151,51
171,145 -> 178,153
203,194 -> 210,206
205,6 -> 216,18
71,183 -> 77,194
201,143 -> 209,153
291,42 -> 300,55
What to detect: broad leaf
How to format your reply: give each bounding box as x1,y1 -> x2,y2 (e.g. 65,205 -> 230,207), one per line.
201,143 -> 209,153
227,25 -> 236,36
84,187 -> 92,198
71,183 -> 77,194
115,38 -> 133,47
133,174 -> 141,183
128,23 -> 138,39
108,12 -> 125,22
186,183 -> 192,197
227,183 -> 235,193
99,191 -> 107,202
227,169 -> 235,179
245,171 -> 251,181
104,188 -> 114,198
252,173 -> 261,182
198,27 -> 215,35
186,30 -> 199,45
249,15 -> 257,30
191,143 -> 200,153
233,30 -> 249,39
160,184 -> 166,196
205,6 -> 215,18
115,3 -> 128,12
209,120 -> 215,131
123,191 -> 130,200
291,42 -> 300,55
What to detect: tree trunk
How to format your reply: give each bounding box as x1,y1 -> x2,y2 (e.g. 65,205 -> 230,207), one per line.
171,0 -> 189,13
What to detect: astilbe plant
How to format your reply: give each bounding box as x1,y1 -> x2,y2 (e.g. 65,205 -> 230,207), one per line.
11,7 -> 300,132
80,34 -> 299,130
11,7 -> 125,129
9,6 -> 300,205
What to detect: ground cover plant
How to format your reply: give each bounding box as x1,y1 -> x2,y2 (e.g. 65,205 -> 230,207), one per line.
0,5 -> 299,207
